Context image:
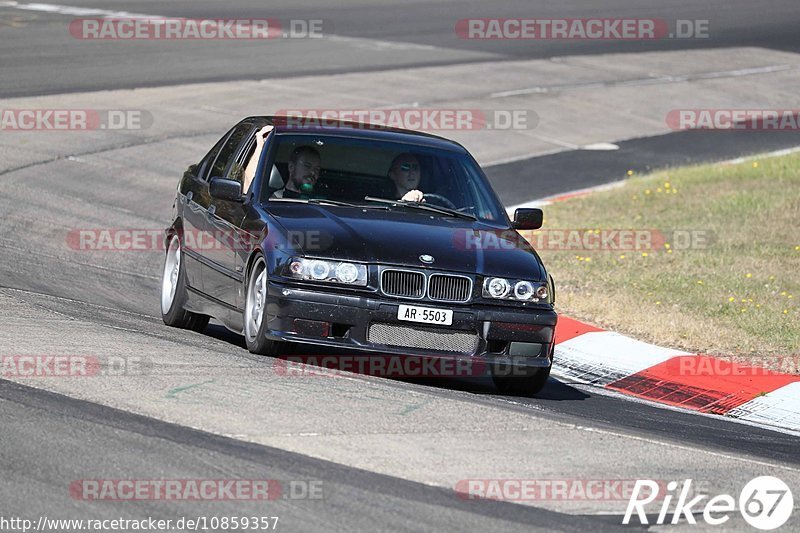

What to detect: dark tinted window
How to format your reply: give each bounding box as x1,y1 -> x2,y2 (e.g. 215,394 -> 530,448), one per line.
196,128 -> 234,181
236,120 -> 273,190
236,137 -> 258,188
209,122 -> 252,181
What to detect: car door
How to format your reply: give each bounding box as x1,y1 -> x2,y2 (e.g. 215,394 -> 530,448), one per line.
201,120 -> 255,307
230,120 -> 275,310
179,128 -> 232,291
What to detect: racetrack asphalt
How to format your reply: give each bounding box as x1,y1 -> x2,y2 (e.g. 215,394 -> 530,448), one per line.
1,1 -> 799,530
0,379 -> 625,533
2,0 -> 800,97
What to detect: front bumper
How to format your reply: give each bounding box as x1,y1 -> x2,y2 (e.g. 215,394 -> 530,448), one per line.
263,280 -> 556,371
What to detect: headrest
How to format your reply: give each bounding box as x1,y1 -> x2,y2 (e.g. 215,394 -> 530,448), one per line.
268,165 -> 285,189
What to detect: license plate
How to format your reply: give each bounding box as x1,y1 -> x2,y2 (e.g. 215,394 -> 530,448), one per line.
397,304 -> 453,326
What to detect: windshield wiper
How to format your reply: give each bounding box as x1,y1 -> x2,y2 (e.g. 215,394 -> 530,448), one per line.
270,197 -> 363,208
308,198 -> 362,208
364,196 -> 477,220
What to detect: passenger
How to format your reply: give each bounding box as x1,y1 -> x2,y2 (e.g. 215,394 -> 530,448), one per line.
388,153 -> 424,202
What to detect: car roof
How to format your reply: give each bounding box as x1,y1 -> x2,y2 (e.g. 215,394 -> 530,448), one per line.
244,115 -> 470,154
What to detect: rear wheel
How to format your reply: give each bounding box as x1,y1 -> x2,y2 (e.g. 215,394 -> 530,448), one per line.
243,255 -> 283,356
161,233 -> 209,332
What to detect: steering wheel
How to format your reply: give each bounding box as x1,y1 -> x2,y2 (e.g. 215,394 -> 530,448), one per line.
422,193 -> 457,210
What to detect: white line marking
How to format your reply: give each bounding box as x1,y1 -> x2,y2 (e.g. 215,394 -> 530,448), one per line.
570,423 -> 800,471
500,376 -> 800,468
326,34 -> 438,52
695,64 -> 794,79
556,375 -> 800,437
491,64 -> 794,98
722,145 -> 800,165
530,136 -> 580,150
503,143 -> 800,214
484,148 -> 564,167
505,179 -> 626,212
581,142 -> 619,151
491,81 -> 605,98
5,2 -> 447,53
0,286 -> 160,320
7,2 -> 158,18
0,238 -> 160,281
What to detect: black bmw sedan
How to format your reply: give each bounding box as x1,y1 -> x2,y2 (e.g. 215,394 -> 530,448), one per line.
161,116 -> 557,395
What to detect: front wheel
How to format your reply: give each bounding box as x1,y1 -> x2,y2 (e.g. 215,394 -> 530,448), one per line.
243,255 -> 283,356
492,366 -> 551,397
161,233 -> 209,332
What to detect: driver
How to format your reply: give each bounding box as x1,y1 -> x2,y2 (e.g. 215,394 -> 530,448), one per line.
279,145 -> 321,199
388,153 -> 425,202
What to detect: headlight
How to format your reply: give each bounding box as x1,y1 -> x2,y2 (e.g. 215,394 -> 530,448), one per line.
483,277 -> 549,302
336,262 -> 359,283
308,260 -> 330,280
514,281 -> 533,300
286,258 -> 368,286
486,277 -> 510,298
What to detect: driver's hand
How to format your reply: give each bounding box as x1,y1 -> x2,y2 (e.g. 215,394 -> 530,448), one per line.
401,189 -> 424,202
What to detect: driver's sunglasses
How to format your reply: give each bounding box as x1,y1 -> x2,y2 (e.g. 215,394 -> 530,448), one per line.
398,162 -> 420,172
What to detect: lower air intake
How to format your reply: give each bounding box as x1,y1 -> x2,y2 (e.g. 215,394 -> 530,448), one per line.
368,322 -> 479,354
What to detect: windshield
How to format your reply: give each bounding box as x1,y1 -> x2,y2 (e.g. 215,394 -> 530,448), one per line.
260,133 -> 508,223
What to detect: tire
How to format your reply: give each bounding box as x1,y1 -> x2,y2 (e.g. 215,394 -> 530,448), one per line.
492,366 -> 551,397
243,255 -> 283,356
492,343 -> 554,397
161,232 -> 210,332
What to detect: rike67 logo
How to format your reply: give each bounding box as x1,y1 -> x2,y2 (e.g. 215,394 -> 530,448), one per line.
624,477 -> 793,529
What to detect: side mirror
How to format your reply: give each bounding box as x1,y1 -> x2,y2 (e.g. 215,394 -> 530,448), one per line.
209,177 -> 243,202
512,208 -> 543,230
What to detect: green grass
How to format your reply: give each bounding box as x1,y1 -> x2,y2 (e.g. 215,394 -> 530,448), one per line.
526,152 -> 800,368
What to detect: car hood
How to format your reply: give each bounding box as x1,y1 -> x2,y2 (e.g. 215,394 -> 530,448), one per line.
265,203 -> 545,280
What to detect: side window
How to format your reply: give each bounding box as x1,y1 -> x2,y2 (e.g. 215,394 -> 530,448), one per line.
233,136 -> 258,188
209,122 -> 253,181
233,121 -> 273,193
196,128 -> 233,182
